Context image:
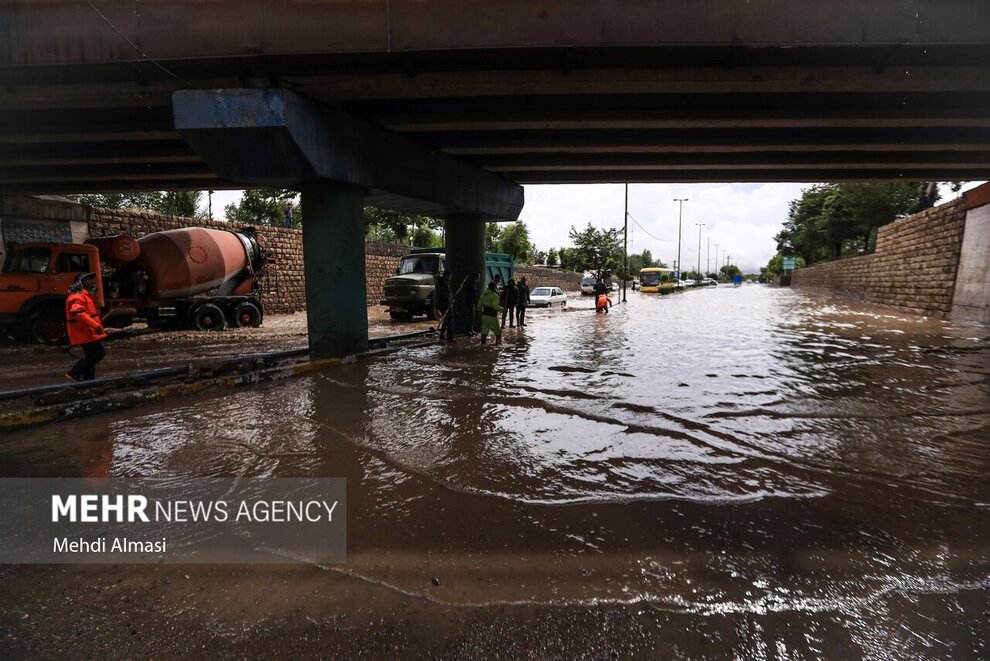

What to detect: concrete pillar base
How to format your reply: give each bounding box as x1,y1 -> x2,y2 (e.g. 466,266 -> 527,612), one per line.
444,215 -> 487,334
301,183 -> 368,357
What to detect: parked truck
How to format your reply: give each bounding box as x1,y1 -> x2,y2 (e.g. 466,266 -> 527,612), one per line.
0,226 -> 267,344
381,248 -> 514,321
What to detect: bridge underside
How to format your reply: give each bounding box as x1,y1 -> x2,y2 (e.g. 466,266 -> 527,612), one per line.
3,46 -> 989,192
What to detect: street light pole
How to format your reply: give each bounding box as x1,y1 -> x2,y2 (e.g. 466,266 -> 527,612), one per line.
713,243 -> 719,280
674,198 -> 688,281
695,223 -> 705,282
623,183 -> 628,303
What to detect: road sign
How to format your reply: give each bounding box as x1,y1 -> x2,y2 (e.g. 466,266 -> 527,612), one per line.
782,256 -> 796,271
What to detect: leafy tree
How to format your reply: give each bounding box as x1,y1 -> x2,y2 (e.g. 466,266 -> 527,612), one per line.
720,264 -> 742,279
558,247 -> 582,273
776,183 -> 924,265
225,189 -> 299,226
68,191 -> 204,218
486,222 -> 503,252
530,248 -> 547,266
568,223 -> 623,278
497,221 -> 533,262
545,248 -> 559,267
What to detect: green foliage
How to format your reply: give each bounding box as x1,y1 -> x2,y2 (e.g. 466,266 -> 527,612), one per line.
720,264 -> 742,279
568,223 -> 624,278
224,189 -> 299,227
545,248 -> 559,267
557,247 -> 582,272
486,222 -> 503,252
775,183 -> 923,265
627,249 -> 664,277
68,191 -> 204,218
497,222 -> 533,262
364,207 -> 442,246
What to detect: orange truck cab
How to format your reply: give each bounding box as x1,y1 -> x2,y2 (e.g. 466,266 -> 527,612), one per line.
0,242 -> 103,344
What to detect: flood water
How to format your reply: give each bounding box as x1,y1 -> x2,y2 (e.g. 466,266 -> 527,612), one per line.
2,285 -> 988,658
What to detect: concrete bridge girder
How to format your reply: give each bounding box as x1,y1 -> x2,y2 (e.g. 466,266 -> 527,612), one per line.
173,88 -> 522,356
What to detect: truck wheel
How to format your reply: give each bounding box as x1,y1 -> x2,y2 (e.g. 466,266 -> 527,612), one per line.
389,311 -> 412,322
24,307 -> 67,345
192,303 -> 227,331
230,301 -> 263,328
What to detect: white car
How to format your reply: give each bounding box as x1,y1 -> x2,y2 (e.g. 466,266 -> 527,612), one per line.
528,286 -> 568,308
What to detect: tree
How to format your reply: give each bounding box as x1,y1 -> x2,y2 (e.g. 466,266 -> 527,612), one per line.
497,222 -> 532,262
363,208 -> 442,245
224,189 -> 299,226
776,182 -> 922,265
568,223 -> 623,278
558,247 -> 582,272
545,248 -> 559,268
720,264 -> 742,279
486,222 -> 503,252
68,191 -> 204,218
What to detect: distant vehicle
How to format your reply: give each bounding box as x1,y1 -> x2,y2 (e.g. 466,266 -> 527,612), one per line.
528,286 -> 567,308
674,279 -> 692,289
580,273 -> 613,295
700,278 -> 719,286
638,267 -> 675,293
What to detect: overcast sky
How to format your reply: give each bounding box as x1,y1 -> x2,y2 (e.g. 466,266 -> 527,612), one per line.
209,181 -> 984,275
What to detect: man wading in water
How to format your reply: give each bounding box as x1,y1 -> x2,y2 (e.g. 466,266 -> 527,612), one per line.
477,280 -> 503,345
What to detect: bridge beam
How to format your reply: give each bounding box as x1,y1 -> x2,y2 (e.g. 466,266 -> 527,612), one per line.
172,88 -> 523,220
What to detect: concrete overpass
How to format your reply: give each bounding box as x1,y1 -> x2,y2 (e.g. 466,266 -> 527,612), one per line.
2,1 -> 989,354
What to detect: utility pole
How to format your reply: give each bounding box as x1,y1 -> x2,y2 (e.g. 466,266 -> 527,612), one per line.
623,183 -> 628,303
706,236 -> 711,277
695,223 -> 705,282
713,243 -> 719,280
674,198 -> 688,281
208,190 -> 214,220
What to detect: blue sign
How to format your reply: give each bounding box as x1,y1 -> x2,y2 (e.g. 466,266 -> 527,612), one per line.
782,256 -> 796,270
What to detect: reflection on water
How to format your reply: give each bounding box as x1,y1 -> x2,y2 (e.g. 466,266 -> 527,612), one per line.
3,286 -> 988,657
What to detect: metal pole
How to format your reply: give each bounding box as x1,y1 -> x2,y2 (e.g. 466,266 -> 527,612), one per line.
706,237 -> 711,277
623,183 -> 628,303
713,243 -> 719,280
674,198 -> 688,281
695,223 -> 705,282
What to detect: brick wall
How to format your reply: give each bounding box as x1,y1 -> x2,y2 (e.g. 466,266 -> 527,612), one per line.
515,265 -> 583,292
364,241 -> 411,304
791,197 -> 967,318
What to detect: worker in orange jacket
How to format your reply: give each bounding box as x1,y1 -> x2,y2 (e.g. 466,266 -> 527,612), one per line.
65,272 -> 108,381
595,292 -> 613,314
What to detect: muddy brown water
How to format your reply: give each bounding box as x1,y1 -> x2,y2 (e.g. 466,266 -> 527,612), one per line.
1,285 -> 988,658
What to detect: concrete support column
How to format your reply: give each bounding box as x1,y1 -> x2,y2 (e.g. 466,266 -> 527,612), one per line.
301,183 -> 368,357
444,214 -> 487,334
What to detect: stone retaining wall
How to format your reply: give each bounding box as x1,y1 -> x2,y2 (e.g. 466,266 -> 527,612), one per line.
791,197 -> 967,318
515,265 -> 583,291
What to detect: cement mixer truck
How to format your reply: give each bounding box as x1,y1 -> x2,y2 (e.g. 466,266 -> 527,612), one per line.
0,227 -> 268,344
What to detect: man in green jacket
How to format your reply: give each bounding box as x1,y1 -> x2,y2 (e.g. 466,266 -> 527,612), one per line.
477,280 -> 503,345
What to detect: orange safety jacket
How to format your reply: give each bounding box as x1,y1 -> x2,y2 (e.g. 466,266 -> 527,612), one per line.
596,293 -> 612,310
65,290 -> 108,346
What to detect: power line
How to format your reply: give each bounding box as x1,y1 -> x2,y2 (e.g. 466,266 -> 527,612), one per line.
624,211 -> 676,243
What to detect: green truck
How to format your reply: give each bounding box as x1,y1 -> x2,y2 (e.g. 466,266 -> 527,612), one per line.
381,248 -> 514,321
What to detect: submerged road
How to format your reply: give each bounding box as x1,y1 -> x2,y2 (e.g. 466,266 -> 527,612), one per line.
2,285 -> 988,658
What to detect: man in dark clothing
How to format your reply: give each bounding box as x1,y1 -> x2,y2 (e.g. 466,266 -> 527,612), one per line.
593,277 -> 608,297
435,271 -> 453,342
515,276 -> 530,326
500,277 -> 519,329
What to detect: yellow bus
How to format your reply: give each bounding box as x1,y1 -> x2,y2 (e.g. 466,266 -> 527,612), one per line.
638,267 -> 675,293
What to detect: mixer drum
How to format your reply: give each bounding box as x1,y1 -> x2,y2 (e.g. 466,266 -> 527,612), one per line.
135,228 -> 254,299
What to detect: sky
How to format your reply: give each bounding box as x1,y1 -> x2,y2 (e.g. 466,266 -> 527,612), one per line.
208,181 -> 984,275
